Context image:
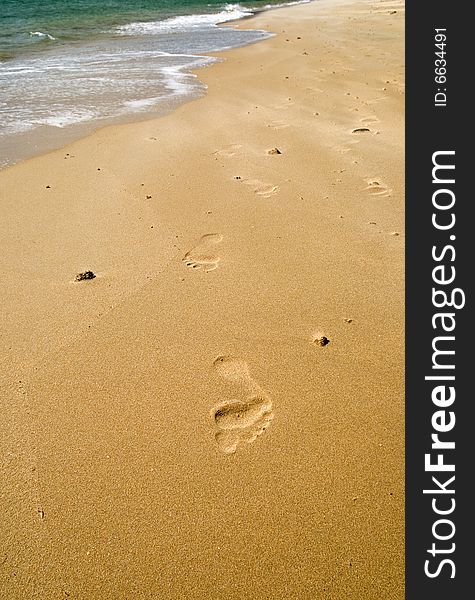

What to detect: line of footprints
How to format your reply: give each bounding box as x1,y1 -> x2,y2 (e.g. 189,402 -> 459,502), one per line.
181,238 -> 335,453
180,121 -> 396,453
182,239 -> 274,454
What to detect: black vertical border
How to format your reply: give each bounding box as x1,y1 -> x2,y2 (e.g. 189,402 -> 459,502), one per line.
406,2 -> 470,599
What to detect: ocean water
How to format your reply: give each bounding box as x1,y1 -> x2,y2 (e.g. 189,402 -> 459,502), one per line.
0,0 -> 310,167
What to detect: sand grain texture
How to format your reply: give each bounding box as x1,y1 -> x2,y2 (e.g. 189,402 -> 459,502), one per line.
0,0 -> 405,598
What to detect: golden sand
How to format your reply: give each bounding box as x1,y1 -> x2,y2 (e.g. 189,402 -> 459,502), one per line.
0,0 -> 405,597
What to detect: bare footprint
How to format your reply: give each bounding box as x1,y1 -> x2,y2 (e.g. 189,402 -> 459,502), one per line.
213,355 -> 253,387
215,412 -> 274,454
359,116 -> 380,125
334,138 -> 360,154
213,144 -> 242,158
183,234 -> 223,272
364,179 -> 392,198
240,178 -> 279,198
366,95 -> 389,106
211,356 -> 274,454
266,120 -> 290,130
213,396 -> 272,430
271,98 -> 295,111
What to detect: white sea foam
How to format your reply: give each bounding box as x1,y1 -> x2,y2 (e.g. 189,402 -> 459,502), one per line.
262,0 -> 311,9
1,1 -> 299,167
29,31 -> 56,41
116,1 -> 310,37
123,97 -> 164,109
123,57 -> 213,112
31,109 -> 98,128
223,3 -> 251,12
160,62 -> 205,95
116,5 -> 253,36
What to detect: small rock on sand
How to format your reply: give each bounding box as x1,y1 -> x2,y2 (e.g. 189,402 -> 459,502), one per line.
75,271 -> 96,281
268,147 -> 282,155
313,335 -> 330,347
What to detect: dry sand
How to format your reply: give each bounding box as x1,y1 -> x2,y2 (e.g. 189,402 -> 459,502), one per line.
0,0 -> 405,597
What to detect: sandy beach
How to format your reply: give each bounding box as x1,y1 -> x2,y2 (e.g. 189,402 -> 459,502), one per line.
0,0 -> 405,597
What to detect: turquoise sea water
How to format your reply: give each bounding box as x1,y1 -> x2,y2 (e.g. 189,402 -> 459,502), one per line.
0,1 -> 281,58
0,0 -> 310,166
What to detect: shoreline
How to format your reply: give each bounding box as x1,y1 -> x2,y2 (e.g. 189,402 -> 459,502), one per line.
0,0 -> 405,597
0,1 -> 312,170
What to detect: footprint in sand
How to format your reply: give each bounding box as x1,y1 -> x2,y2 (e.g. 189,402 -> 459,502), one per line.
213,144 -> 242,158
364,179 -> 392,198
183,234 -> 223,272
214,397 -> 272,430
266,120 -> 290,130
366,95 -> 389,106
271,98 -> 295,111
359,116 -> 379,125
211,355 -> 274,454
334,138 -> 359,154
238,178 -> 279,198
